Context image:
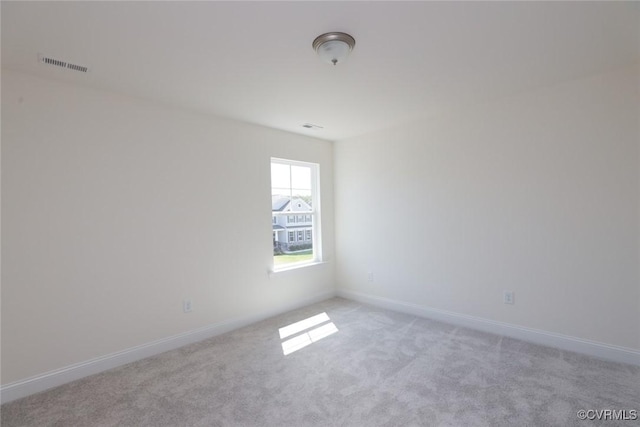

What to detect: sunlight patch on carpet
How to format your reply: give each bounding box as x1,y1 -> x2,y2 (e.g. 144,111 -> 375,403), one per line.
279,312 -> 330,339
279,312 -> 338,355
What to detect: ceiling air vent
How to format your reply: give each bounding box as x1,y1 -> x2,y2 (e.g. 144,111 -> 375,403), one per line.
38,54 -> 89,73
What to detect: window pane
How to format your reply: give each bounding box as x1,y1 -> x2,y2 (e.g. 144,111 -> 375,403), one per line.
292,189 -> 312,209
271,163 -> 290,189
272,190 -> 290,200
272,159 -> 317,269
291,165 -> 311,190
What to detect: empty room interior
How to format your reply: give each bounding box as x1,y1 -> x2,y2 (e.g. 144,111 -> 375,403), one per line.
1,1 -> 639,426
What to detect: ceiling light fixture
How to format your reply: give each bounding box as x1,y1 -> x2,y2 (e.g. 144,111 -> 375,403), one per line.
312,32 -> 356,66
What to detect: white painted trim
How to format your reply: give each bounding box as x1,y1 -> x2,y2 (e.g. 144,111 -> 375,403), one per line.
337,288 -> 640,367
0,289 -> 336,404
269,261 -> 328,276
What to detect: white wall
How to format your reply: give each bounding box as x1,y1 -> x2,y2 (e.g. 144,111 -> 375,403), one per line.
1,70 -> 335,385
335,65 -> 640,351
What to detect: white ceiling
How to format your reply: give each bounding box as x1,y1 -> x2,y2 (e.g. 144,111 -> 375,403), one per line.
2,1 -> 639,141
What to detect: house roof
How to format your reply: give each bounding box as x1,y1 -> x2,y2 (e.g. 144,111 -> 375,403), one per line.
272,197 -> 312,212
272,197 -> 290,212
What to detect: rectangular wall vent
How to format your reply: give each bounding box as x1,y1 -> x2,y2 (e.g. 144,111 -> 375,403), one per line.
38,54 -> 89,73
302,123 -> 324,130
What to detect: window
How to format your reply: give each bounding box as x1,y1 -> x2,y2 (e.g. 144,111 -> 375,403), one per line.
271,158 -> 320,269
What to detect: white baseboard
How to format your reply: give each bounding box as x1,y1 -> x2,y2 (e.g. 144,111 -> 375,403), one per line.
337,288 -> 640,367
0,289 -> 336,404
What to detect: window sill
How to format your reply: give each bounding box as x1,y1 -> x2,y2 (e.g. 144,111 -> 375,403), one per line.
269,261 -> 327,276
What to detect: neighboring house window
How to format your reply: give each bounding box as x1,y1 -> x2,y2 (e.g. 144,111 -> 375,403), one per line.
271,158 -> 321,269
273,217 -> 277,224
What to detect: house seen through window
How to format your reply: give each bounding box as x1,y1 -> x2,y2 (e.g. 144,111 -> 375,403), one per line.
271,158 -> 320,269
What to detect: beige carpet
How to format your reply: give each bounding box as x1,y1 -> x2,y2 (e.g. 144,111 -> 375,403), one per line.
2,297 -> 639,426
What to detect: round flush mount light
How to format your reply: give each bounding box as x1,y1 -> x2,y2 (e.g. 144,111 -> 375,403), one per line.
312,32 -> 356,66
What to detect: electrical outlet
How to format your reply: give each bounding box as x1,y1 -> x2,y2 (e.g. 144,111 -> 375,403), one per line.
503,291 -> 514,305
367,271 -> 374,282
183,299 -> 193,313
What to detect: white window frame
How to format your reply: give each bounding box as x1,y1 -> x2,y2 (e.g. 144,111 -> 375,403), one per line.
271,158 -> 321,270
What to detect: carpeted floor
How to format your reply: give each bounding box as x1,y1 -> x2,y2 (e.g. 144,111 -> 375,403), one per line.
2,297 -> 639,426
